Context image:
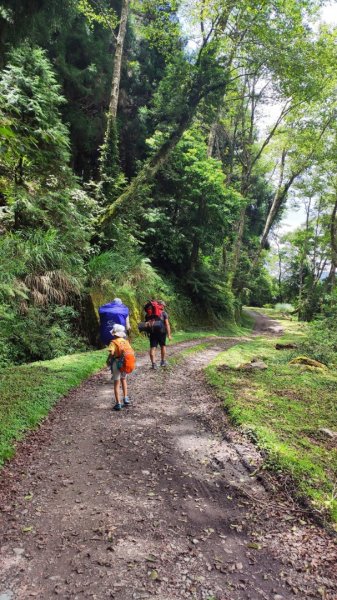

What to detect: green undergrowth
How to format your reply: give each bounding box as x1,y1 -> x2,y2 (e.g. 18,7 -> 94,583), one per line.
205,311 -> 337,525
0,320 -> 252,469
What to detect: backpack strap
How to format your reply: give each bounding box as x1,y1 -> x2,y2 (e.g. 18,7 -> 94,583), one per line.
112,338 -> 125,358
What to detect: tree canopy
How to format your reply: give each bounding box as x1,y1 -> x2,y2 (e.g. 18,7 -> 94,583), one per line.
1,0 -> 337,364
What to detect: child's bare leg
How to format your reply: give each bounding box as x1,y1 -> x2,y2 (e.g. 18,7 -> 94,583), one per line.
121,377 -> 128,399
114,380 -> 120,404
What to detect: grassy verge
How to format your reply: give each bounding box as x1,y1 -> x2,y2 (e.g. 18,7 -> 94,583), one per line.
0,320 -> 252,469
0,350 -> 106,467
205,310 -> 337,525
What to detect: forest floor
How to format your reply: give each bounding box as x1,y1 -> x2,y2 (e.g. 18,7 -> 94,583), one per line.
0,315 -> 336,600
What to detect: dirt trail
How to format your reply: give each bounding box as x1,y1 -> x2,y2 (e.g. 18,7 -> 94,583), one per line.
0,323 -> 336,600
244,310 -> 284,335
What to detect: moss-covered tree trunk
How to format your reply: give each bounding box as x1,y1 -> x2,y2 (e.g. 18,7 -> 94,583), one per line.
327,196 -> 337,289
101,94 -> 203,221
99,0 -> 129,196
109,0 -> 129,121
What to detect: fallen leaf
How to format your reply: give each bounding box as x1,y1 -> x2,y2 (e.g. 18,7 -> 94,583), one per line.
149,569 -> 159,580
247,542 -> 261,550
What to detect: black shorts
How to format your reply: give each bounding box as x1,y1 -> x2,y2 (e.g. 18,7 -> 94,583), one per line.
149,332 -> 167,348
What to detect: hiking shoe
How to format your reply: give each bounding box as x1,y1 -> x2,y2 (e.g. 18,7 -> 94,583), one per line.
160,360 -> 168,367
123,397 -> 130,407
113,403 -> 123,411
151,362 -> 158,369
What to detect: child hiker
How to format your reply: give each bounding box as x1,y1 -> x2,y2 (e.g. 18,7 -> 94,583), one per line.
107,324 -> 135,411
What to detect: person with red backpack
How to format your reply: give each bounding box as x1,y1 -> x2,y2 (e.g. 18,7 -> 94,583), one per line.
107,324 -> 136,411
143,300 -> 171,369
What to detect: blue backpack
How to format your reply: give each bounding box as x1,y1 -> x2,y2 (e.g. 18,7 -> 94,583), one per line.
98,301 -> 129,346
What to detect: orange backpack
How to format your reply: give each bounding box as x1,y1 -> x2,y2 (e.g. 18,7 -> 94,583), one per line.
113,338 -> 136,374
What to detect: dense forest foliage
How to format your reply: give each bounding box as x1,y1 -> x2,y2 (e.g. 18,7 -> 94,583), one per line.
1,0 -> 337,365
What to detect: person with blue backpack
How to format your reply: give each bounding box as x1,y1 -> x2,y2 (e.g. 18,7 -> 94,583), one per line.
99,298 -> 131,379
99,298 -> 131,347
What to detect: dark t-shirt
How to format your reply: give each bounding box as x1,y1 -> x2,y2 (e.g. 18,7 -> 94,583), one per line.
149,312 -> 168,345
145,310 -> 168,323
147,310 -> 168,337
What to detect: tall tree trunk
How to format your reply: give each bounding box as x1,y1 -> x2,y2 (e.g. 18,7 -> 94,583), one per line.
207,121 -> 229,274
109,0 -> 129,120
100,2 -> 252,222
101,89 -> 204,222
327,196 -> 337,289
225,99 -> 298,287
207,122 -> 217,158
274,236 -> 283,301
278,252 -> 283,301
253,117 -> 332,266
188,124 -> 215,271
227,157 -> 251,287
14,155 -> 23,185
99,0 -> 130,199
227,205 -> 246,287
259,171 -> 302,252
259,149 -> 287,251
251,151 -> 305,270
298,255 -> 304,321
226,76 -> 256,289
189,235 -> 200,272
298,197 -> 312,320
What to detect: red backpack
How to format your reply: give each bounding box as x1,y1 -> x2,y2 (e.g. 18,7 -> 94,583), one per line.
144,300 -> 165,320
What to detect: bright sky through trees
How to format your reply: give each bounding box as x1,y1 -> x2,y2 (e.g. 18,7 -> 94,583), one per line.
279,1 -> 337,232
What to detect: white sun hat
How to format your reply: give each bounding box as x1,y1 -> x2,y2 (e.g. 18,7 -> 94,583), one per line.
110,324 -> 126,338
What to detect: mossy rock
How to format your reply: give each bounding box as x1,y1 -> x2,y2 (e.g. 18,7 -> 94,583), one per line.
294,365 -> 326,373
289,356 -> 327,370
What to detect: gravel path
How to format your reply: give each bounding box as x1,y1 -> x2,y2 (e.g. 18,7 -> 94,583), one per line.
0,329 -> 336,600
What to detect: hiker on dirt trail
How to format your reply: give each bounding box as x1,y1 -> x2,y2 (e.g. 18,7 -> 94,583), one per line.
144,300 -> 172,369
99,297 -> 131,347
107,324 -> 135,411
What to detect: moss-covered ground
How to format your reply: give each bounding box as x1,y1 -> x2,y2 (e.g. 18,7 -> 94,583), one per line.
205,308 -> 337,525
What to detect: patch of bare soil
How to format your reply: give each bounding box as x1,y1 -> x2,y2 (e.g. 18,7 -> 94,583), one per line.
245,310 -> 284,336
0,335 -> 336,600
